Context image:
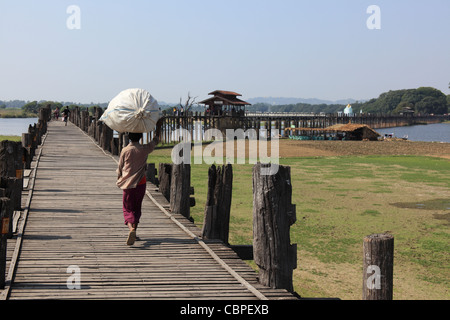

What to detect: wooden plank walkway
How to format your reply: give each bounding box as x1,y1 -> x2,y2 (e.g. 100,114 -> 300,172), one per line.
1,120 -> 297,300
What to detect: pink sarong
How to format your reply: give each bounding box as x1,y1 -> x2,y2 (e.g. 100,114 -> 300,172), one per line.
122,183 -> 146,225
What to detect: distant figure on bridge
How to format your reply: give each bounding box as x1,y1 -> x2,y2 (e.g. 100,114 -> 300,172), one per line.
116,119 -> 163,245
53,107 -> 60,120
62,107 -> 71,126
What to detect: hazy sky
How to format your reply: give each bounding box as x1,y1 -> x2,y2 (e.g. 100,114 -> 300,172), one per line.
1,0 -> 449,104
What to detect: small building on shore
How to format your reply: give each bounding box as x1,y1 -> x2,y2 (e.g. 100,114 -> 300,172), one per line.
286,123 -> 380,141
324,123 -> 380,141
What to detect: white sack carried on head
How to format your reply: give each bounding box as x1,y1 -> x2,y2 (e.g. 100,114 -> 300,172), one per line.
100,88 -> 161,133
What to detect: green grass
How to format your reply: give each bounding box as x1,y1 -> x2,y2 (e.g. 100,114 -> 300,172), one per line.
148,148 -> 450,299
0,108 -> 35,118
0,135 -> 21,142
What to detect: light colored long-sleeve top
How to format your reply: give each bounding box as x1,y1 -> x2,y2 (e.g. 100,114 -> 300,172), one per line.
116,141 -> 156,190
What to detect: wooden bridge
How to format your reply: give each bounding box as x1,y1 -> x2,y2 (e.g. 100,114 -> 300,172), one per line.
67,106 -> 450,146
0,120 -> 297,300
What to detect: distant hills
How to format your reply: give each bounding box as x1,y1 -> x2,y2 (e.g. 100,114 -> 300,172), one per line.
246,87 -> 449,115
247,97 -> 361,106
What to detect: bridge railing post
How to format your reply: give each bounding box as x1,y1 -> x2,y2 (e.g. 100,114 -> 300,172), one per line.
158,163 -> 172,202
363,233 -> 394,300
21,133 -> 32,169
146,163 -> 157,185
202,164 -> 232,244
170,164 -> 192,220
252,163 -> 297,293
0,141 -> 23,212
0,176 -> 15,240
0,197 -> 11,289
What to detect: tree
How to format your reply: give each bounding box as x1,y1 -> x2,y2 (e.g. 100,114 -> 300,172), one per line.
22,101 -> 39,114
415,96 -> 447,114
178,92 -> 198,114
359,87 -> 448,115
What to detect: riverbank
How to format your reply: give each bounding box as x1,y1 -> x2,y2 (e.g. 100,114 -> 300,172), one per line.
0,108 -> 35,118
202,138 -> 450,160
278,139 -> 450,159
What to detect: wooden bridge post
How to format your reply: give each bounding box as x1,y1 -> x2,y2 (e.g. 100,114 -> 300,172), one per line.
202,164 -> 233,244
21,133 -> 32,169
363,233 -> 394,300
252,163 -> 297,293
0,178 -> 15,239
0,177 -> 15,239
27,125 -> 37,158
146,163 -> 157,185
0,141 -> 23,211
111,137 -> 120,156
80,110 -> 87,132
0,197 -> 11,289
158,163 -> 172,202
100,123 -> 113,152
170,164 -> 192,220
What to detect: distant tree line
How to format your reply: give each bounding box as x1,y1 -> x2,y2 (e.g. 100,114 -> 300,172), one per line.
0,100 -> 107,112
354,87 -> 449,115
20,101 -> 109,116
2,87 -> 449,116
246,87 -> 449,115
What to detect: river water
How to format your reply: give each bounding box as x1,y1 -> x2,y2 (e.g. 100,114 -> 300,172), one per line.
376,123 -> 450,143
0,118 -> 39,136
1,118 -> 449,143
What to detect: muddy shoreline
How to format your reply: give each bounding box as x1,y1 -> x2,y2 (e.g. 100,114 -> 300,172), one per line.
278,139 -> 450,159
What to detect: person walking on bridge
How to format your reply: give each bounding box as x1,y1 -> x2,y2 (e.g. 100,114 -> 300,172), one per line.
116,119 -> 163,245
62,107 -> 71,126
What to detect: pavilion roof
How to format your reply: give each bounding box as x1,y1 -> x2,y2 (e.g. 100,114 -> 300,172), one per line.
199,95 -> 251,106
208,90 -> 242,96
199,90 -> 251,106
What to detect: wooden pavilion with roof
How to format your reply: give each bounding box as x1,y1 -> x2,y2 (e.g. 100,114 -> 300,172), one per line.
199,90 -> 251,117
285,123 -> 381,141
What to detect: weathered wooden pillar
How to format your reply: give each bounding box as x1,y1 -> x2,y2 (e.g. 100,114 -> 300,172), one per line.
100,123 -> 113,152
252,163 -> 297,292
146,163 -> 157,185
158,163 -> 172,202
202,164 -> 233,244
0,141 -> 23,211
111,137 -> 119,156
95,121 -> 102,143
0,177 -> 20,215
363,233 -> 394,300
80,110 -> 87,132
0,182 -> 14,239
0,197 -> 11,289
21,133 -> 32,169
0,141 -> 16,178
27,125 -> 37,158
170,164 -> 191,220
88,117 -> 96,138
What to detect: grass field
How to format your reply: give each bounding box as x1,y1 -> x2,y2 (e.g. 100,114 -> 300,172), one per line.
148,140 -> 449,300
0,108 -> 34,118
0,135 -> 21,142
